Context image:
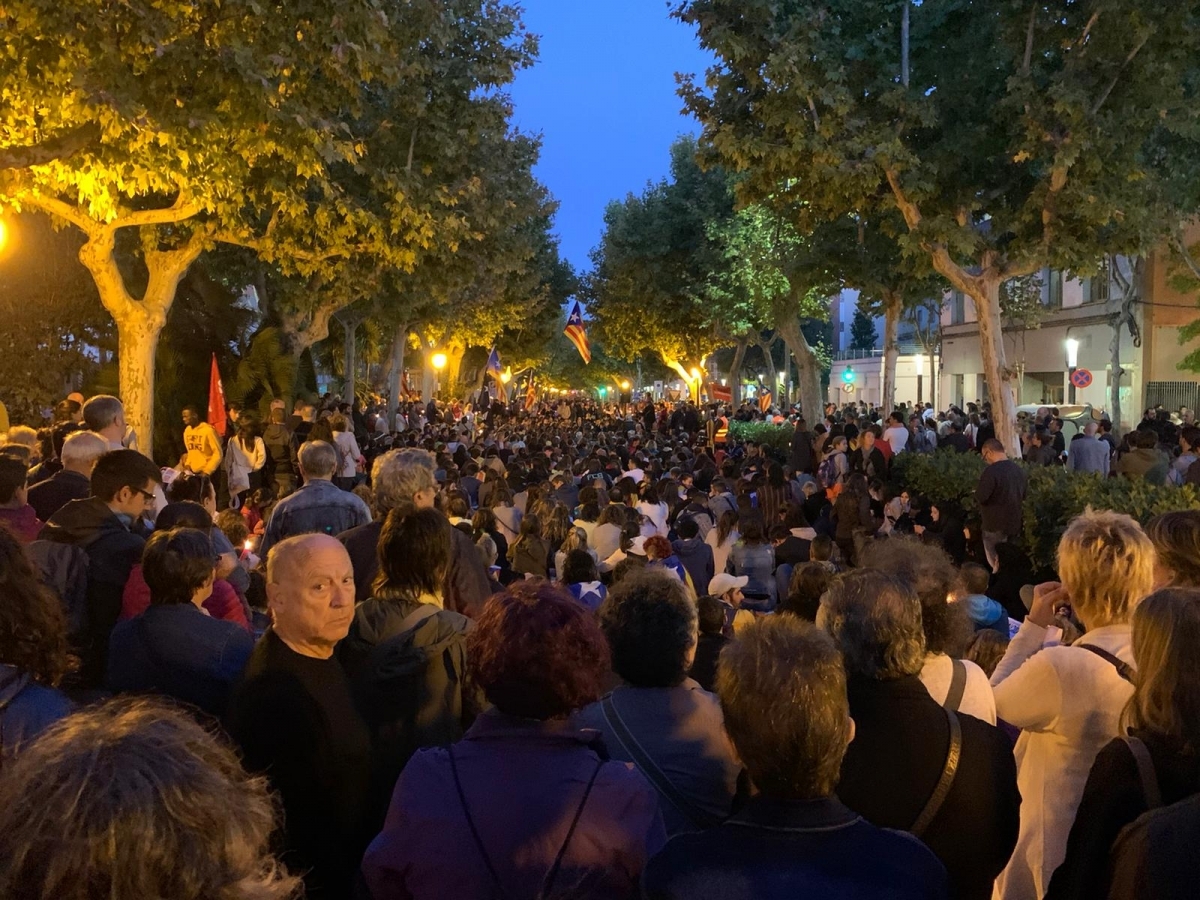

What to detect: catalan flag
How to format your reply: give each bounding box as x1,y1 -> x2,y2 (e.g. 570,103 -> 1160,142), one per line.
564,301 -> 591,364
758,389 -> 772,414
525,374 -> 537,411
485,348 -> 507,403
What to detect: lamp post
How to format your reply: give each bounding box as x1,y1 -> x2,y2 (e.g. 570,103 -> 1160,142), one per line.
1065,337 -> 1080,404
431,351 -> 447,400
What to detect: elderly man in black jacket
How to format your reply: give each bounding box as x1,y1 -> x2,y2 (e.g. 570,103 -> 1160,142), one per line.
818,570 -> 1020,900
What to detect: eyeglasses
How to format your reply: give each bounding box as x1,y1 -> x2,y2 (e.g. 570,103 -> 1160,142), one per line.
137,489 -> 156,503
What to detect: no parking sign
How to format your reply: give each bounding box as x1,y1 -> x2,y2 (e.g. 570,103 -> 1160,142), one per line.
1071,369 -> 1093,389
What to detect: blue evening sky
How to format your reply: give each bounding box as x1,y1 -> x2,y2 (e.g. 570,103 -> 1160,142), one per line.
508,1 -> 712,276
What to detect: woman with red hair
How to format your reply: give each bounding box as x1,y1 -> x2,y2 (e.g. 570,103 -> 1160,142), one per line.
361,581 -> 665,900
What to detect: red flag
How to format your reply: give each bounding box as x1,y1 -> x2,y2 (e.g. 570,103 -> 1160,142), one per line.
207,353 -> 227,437
709,382 -> 732,403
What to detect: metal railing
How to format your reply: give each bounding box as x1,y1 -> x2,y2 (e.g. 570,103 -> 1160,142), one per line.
832,343 -> 928,361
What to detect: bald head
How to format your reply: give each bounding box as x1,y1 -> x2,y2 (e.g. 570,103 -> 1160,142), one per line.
266,534 -> 355,658
1083,421 -> 1099,437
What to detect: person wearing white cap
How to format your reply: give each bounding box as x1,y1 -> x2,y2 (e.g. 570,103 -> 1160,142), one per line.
707,573 -> 757,636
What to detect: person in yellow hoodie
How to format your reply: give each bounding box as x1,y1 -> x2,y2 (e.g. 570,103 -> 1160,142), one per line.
181,406 -> 222,475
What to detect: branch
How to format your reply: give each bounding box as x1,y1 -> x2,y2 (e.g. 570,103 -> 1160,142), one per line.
13,191 -> 99,236
1021,4 -> 1037,76
884,167 -> 978,294
0,123 -> 101,171
1171,227 -> 1200,282
110,195 -> 203,230
1090,32 -> 1150,116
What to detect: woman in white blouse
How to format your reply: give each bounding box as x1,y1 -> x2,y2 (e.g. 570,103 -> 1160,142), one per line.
330,413 -> 362,491
989,510 -> 1155,900
636,480 -> 670,538
223,416 -> 265,506
705,509 -> 740,579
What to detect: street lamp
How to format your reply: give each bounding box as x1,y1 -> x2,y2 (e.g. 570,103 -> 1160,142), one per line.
431,352 -> 447,400
620,380 -> 630,391
0,219 -> 8,252
500,369 -> 511,384
1065,337 -> 1080,403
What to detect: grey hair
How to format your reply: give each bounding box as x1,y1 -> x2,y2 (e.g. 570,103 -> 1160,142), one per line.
476,533 -> 498,567
60,431 -> 109,468
372,449 -> 436,514
82,395 -> 123,432
297,440 -> 337,479
817,570 -> 927,680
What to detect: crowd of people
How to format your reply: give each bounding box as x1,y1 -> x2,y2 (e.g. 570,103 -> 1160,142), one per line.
0,387 -> 1198,900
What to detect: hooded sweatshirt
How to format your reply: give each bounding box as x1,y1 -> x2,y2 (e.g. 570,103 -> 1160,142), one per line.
39,497 -> 146,686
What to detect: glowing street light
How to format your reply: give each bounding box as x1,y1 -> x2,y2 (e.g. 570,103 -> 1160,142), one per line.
689,367 -> 701,380
620,380 -> 630,391
431,352 -> 447,371
0,219 -> 8,252
1065,338 -> 1080,369
500,368 -> 511,384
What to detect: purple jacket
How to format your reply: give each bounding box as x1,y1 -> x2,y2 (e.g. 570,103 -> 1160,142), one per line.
361,709 -> 666,900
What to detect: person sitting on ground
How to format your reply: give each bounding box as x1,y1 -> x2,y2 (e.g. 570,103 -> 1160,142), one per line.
687,594 -> 728,693
338,507 -> 478,835
961,561 -> 1009,634
106,527 -> 254,718
0,698 -> 298,900
778,561 -> 832,623
989,510 -> 1154,900
707,572 -> 757,635
227,534 -> 371,899
1048,586 -> 1200,900
257,440 -> 371,558
561,548 -> 606,611
0,528 -> 73,754
509,510 -> 551,579
808,533 -> 841,574
643,616 -> 949,900
729,517 -> 776,608
361,580 -> 665,900
27,430 -> 106,523
577,569 -> 742,836
819,570 -> 1020,900
671,515 -> 714,593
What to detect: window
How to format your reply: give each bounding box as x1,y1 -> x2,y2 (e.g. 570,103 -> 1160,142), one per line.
951,291 -> 965,324
1046,270 -> 1063,308
1085,259 -> 1110,304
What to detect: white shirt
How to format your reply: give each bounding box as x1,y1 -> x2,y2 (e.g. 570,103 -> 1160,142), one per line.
919,653 -> 996,724
637,500 -> 669,538
705,527 -> 739,578
883,425 -> 909,454
989,620 -> 1135,900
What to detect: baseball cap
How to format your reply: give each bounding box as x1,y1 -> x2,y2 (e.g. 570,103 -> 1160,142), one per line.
708,573 -> 749,596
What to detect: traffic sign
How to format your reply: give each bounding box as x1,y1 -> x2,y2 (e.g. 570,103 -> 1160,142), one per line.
1071,368 -> 1093,388
842,383 -> 855,393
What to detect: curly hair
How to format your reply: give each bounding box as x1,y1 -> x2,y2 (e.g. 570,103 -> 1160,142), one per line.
0,529 -> 70,685
0,698 -> 298,900
467,581 -> 610,719
863,536 -> 969,657
643,534 -> 672,561
818,570 -> 926,681
1058,509 -> 1154,628
598,568 -> 697,687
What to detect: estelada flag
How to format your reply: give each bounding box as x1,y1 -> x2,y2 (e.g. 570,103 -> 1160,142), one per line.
207,353 -> 227,437
758,389 -> 772,414
525,374 -> 537,411
486,348 -> 507,403
564,302 -> 591,364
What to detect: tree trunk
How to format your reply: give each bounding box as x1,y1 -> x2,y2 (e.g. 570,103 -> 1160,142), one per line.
729,336 -> 748,405
761,338 -> 778,403
1109,319 -> 1123,433
881,290 -> 901,413
78,231 -> 200,455
388,324 -> 408,414
342,316 -> 358,403
970,275 -> 1021,457
776,316 -> 823,423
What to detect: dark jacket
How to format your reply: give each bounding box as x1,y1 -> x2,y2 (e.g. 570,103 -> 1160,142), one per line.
671,536 -> 714,593
1047,731 -> 1200,900
0,664 -> 72,756
361,710 -> 666,900
510,534 -> 551,578
837,676 -> 1021,900
228,629 -> 371,899
338,596 -> 479,834
642,795 -> 948,900
1106,791 -> 1200,900
27,469 -> 89,523
939,432 -> 971,454
974,459 -> 1027,537
106,603 -> 254,718
261,422 -> 294,476
789,429 -> 815,474
688,633 -> 727,693
850,445 -> 888,479
339,515 -> 490,617
38,497 -> 146,687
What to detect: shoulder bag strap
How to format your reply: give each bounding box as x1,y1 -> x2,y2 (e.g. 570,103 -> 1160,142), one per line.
1077,643 -> 1136,683
537,759 -> 604,900
601,692 -> 720,830
911,707 -> 963,838
447,744 -> 510,900
395,602 -> 440,635
1121,735 -> 1164,810
944,658 -> 967,713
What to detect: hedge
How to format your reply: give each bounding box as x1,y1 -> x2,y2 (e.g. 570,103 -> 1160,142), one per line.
727,420 -> 792,454
892,450 -> 1200,571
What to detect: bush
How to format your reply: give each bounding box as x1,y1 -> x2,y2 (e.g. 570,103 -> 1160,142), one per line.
891,450 -> 1200,570
727,420 -> 792,454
